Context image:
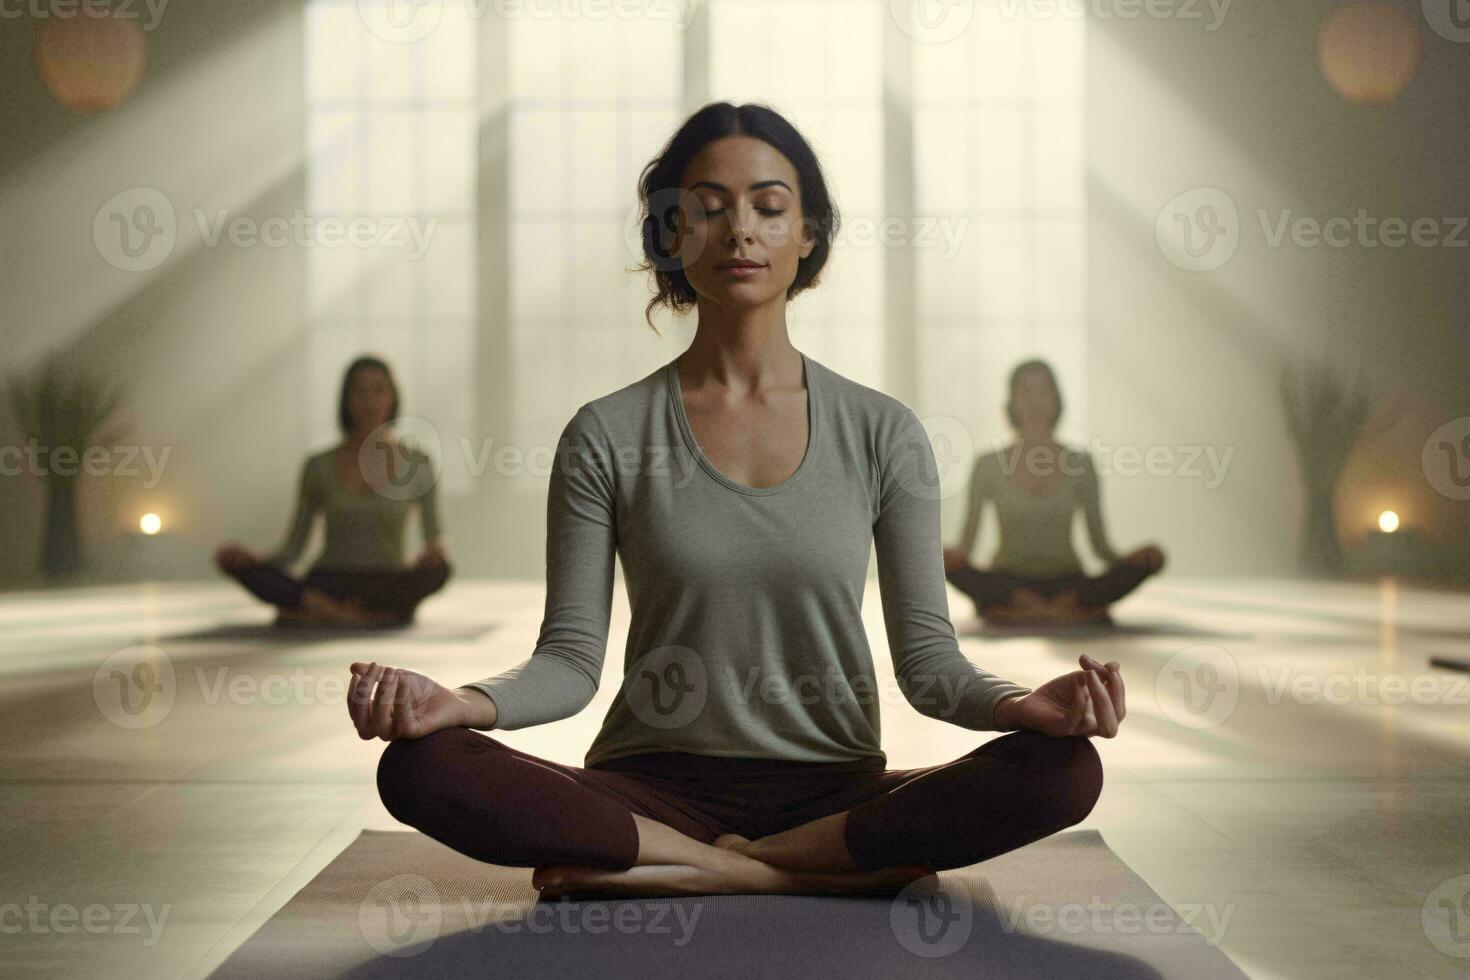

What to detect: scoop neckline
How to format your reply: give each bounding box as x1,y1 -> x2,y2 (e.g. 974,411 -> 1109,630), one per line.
667,351 -> 820,497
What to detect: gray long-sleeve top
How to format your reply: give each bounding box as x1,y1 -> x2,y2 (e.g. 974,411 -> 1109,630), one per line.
466,352 -> 1032,767
957,448 -> 1120,578
265,444 -> 442,572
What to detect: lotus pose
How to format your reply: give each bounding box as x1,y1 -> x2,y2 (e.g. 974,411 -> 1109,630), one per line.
942,359 -> 1165,627
214,355 -> 451,627
352,103 -> 1124,901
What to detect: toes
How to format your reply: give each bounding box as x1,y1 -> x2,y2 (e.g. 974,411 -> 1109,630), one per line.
532,865 -> 576,893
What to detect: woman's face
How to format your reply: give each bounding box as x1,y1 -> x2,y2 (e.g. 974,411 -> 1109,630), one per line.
1010,368 -> 1061,433
346,366 -> 395,434
674,135 -> 815,309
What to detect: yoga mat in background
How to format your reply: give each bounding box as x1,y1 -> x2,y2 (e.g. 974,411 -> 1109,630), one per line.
209,829 -> 1248,979
153,620 -> 500,644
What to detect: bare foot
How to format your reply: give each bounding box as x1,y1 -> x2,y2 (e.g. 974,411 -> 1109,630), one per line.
532,854 -> 936,900
1123,544 -> 1166,573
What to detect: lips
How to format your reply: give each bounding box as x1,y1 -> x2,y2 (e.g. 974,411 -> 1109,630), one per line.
716,260 -> 766,269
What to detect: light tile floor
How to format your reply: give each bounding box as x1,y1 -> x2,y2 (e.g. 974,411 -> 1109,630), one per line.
0,576 -> 1466,979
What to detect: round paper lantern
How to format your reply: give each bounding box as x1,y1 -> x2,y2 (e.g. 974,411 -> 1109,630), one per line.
1318,2 -> 1421,107
34,13 -> 147,114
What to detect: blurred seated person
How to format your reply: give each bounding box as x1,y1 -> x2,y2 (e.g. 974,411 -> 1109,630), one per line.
942,358 -> 1164,626
214,354 -> 451,627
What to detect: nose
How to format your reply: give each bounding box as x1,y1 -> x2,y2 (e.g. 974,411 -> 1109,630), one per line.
726,208 -> 754,245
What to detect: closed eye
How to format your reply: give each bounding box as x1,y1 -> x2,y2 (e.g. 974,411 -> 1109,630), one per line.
700,208 -> 786,218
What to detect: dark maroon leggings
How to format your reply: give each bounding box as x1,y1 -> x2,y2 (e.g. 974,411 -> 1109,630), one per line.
376,728 -> 1102,873
945,560 -> 1155,617
222,558 -> 451,624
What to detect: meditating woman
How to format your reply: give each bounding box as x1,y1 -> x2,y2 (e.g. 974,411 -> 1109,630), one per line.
351,102 -> 1124,900
214,355 -> 451,627
942,359 -> 1165,626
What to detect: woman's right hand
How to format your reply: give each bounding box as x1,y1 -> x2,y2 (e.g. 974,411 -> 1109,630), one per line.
348,662 -> 496,740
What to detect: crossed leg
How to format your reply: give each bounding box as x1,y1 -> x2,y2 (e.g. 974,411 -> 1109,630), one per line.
375,728 -> 935,900
376,728 -> 1102,898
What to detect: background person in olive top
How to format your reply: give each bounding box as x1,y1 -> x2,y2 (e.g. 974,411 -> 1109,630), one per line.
347,102 -> 1126,901
214,355 -> 451,627
942,359 -> 1165,627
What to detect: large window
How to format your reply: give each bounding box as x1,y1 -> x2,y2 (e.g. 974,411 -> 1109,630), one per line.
708,0 -> 887,385
913,3 -> 1088,449
305,0 -> 478,492
507,12 -> 685,461
304,2 -> 1088,504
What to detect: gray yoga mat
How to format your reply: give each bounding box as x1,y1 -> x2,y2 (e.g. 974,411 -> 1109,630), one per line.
210,829 -> 1247,979
154,619 -> 499,644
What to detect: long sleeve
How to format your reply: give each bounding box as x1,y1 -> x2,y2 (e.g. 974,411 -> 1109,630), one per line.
957,455 -> 990,558
463,405 -> 616,730
1078,451 -> 1120,565
416,449 -> 444,547
264,457 -> 320,571
874,407 -> 1031,731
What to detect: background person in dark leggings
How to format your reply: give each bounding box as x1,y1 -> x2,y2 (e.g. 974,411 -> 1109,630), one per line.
350,103 -> 1129,901
942,359 -> 1166,627
214,355 -> 451,627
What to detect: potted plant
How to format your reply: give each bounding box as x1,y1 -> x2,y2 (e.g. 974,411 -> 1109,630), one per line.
1279,356 -> 1375,577
5,351 -> 129,580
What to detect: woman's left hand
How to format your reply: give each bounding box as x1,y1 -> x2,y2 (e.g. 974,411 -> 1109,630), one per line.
995,654 -> 1124,738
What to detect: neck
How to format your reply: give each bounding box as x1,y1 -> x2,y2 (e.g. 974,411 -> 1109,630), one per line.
680,298 -> 799,393
343,426 -> 385,449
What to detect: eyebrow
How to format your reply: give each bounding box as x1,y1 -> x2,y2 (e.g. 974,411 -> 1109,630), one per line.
690,180 -> 793,195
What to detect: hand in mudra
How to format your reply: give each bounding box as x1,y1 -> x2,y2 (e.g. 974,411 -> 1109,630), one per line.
348,662 -> 476,741
996,653 -> 1125,738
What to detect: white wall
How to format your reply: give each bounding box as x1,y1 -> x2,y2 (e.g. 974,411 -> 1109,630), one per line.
1085,0 -> 1470,577
2,0 -> 1467,589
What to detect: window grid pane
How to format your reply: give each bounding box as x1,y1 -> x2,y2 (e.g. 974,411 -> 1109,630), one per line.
306,0 -> 479,495
915,1 -> 1088,462
507,13 -> 686,480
